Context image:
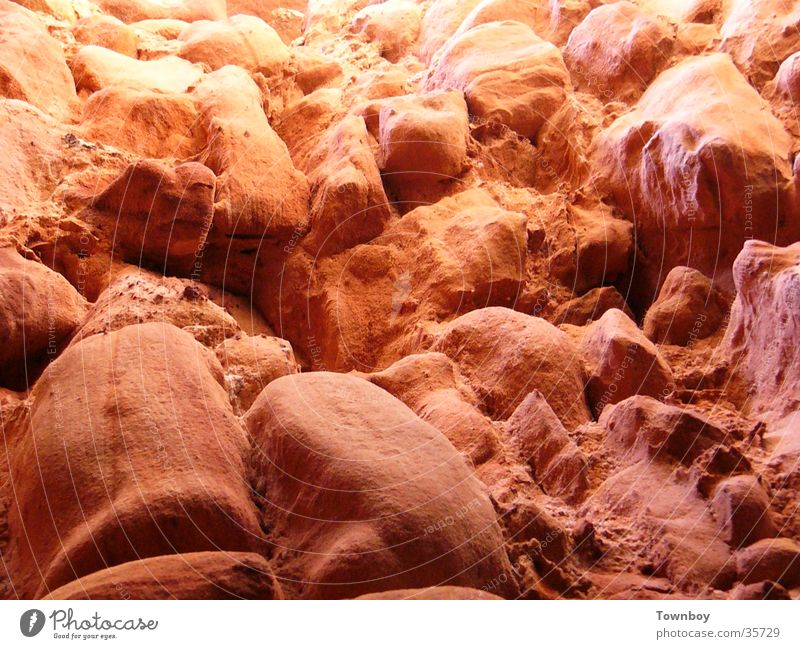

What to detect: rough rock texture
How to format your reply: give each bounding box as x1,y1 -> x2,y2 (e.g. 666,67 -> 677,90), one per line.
0,1 -> 77,121
425,20 -> 570,140
0,248 -> 87,389
593,53 -> 794,304
433,307 -> 590,427
580,309 -> 675,416
2,0 -> 800,603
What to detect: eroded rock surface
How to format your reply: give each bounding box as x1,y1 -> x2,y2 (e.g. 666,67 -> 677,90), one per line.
1,0 -> 799,602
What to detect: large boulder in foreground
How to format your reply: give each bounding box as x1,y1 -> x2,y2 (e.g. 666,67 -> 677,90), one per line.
7,322 -> 262,598
433,307 -> 591,427
0,248 -> 87,390
593,53 -> 794,303
244,372 -> 517,599
43,552 -> 282,600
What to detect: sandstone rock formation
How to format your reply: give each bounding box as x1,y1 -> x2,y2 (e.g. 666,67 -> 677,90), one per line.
0,0 -> 799,603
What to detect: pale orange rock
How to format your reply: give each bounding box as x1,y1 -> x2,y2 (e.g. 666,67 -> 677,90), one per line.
191,66 -> 310,241
365,352 -> 501,465
720,0 -> 800,87
216,333 -> 300,414
178,14 -> 290,75
96,0 -> 227,23
0,0 -> 77,121
643,266 -> 726,345
433,307 -> 591,427
73,269 -> 241,347
352,0 -> 421,63
71,45 -> 205,95
79,86 -> 206,158
581,309 -> 675,416
564,2 -> 675,102
0,247 -> 87,390
425,21 -> 570,140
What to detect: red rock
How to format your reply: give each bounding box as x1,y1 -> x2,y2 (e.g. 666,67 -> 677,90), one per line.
581,309 -> 675,416
13,0 -> 75,21
735,538 -> 800,588
300,114 -> 392,257
599,395 -> 728,465
722,241 -> 800,420
73,269 -> 241,346
564,2 -> 675,102
79,86 -> 206,159
433,307 -> 591,427
357,586 -> 503,600
711,476 -> 777,549
643,266 -> 726,345
417,0 -> 482,63
0,247 -> 87,390
215,333 -> 299,414
593,53 -> 794,302
553,286 -> 633,326
0,0 -> 77,121
378,91 -> 469,190
7,322 -> 262,598
73,15 -> 139,57
90,159 -> 215,274
455,0 -> 550,39
71,45 -> 205,95
96,0 -> 227,23
720,0 -> 800,87
583,462 -> 735,589
129,17 -> 189,39
227,0 -> 307,19
269,187 -> 527,372
352,1 -> 420,63
506,390 -> 589,502
729,580 -> 790,600
425,21 -> 570,140
178,15 -> 290,75
43,552 -> 282,600
365,352 -> 501,465
0,100 -> 65,216
245,372 -> 518,599
764,52 -> 800,139
191,66 -> 310,242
